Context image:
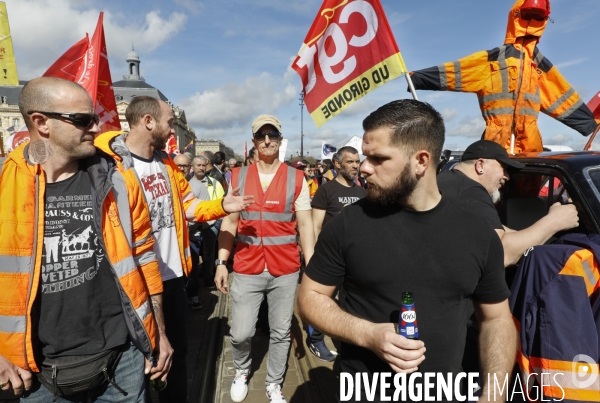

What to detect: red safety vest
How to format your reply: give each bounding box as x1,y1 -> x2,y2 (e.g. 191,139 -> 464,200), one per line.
231,163 -> 303,276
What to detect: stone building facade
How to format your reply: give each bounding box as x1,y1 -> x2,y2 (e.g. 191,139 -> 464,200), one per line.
195,139 -> 235,161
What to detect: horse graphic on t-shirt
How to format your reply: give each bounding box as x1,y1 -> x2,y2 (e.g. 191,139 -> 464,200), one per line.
61,227 -> 94,254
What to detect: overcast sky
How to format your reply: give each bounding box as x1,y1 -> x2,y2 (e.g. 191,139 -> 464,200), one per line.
6,0 -> 599,157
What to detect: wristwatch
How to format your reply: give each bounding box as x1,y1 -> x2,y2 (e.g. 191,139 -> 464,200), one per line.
215,259 -> 227,267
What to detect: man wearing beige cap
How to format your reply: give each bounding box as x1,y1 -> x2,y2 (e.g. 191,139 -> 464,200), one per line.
215,115 -> 315,403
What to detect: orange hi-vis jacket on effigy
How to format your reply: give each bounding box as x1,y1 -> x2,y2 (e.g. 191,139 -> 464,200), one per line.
0,142 -> 163,372
410,0 -> 599,153
230,163 -> 303,276
95,131 -> 228,277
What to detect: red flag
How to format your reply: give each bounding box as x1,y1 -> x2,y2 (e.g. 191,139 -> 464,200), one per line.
588,90 -> 600,120
44,36 -> 89,80
76,13 -> 121,133
292,0 -> 408,127
166,135 -> 179,155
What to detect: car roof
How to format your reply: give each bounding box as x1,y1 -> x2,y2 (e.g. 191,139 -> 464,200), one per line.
510,151 -> 600,171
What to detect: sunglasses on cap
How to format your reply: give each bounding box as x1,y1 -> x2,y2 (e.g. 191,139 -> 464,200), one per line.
253,131 -> 281,142
27,111 -> 100,130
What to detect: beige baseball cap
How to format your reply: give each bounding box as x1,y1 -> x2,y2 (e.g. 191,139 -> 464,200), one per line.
251,114 -> 282,134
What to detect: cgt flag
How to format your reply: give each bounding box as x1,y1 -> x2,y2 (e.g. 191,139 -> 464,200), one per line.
292,0 -> 408,127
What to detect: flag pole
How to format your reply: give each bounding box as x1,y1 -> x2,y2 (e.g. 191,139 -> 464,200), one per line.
405,73 -> 419,101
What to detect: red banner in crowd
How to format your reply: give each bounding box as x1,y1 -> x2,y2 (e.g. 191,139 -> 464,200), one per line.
44,37 -> 89,81
292,0 -> 408,127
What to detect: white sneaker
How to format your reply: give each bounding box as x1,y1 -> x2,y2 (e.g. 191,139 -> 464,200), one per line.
230,369 -> 249,402
266,383 -> 287,403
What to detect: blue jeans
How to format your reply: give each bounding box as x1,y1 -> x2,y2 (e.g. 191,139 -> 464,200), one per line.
230,270 -> 299,386
21,342 -> 145,403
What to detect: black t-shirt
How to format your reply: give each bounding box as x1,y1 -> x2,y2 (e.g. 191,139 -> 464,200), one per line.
305,196 -> 508,401
437,169 -> 503,230
38,168 -> 128,358
311,179 -> 366,227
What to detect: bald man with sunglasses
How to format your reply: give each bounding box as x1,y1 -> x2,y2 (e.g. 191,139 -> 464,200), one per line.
215,115 -> 315,403
0,77 -> 168,402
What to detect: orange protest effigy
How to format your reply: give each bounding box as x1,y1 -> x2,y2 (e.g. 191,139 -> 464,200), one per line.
411,0 -> 599,154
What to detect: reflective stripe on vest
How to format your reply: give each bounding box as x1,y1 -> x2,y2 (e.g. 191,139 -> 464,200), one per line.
453,61 -> 462,92
238,234 -> 297,246
237,165 -> 297,247
438,63 -> 448,91
557,99 -> 584,122
0,315 -> 25,334
523,87 -> 540,104
543,87 -> 575,116
238,165 -> 296,222
530,356 -> 600,400
0,256 -> 32,273
136,299 -> 151,323
477,45 -> 517,119
483,107 -> 516,118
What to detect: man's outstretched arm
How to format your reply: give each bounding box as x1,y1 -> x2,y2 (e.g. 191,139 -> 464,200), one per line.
297,275 -> 425,373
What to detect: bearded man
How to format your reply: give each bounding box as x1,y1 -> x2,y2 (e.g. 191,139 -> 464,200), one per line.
437,139 -> 578,267
298,99 -> 517,403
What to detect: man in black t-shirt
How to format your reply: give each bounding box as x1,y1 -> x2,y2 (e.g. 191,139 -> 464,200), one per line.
437,140 -> 579,267
0,77 -> 170,401
308,146 -> 366,362
298,100 -> 517,403
312,146 -> 366,239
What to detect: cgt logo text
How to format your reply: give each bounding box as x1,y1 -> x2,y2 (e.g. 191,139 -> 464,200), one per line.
339,371 -> 576,402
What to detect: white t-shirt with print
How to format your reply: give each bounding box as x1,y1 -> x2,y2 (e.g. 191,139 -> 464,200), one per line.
133,154 -> 184,281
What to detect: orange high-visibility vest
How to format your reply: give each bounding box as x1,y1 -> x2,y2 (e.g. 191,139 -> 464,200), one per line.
96,132 -> 227,277
0,142 -> 163,371
231,163 -> 303,276
411,0 -> 598,153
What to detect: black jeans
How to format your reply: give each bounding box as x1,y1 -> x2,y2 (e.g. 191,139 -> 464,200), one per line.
159,277 -> 188,403
201,227 -> 218,283
186,231 -> 202,299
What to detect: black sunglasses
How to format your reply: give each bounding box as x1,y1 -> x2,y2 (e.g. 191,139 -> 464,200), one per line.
27,111 -> 100,129
253,131 -> 281,142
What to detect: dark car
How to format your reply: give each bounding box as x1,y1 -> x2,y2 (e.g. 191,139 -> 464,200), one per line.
438,150 -> 600,236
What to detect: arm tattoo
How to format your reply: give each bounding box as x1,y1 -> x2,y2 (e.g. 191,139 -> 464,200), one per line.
29,140 -> 53,164
150,295 -> 166,333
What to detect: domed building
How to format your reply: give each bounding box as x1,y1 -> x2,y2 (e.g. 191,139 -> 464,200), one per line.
112,47 -> 196,154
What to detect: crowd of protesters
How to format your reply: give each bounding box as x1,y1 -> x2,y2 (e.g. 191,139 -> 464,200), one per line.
0,77 -> 585,403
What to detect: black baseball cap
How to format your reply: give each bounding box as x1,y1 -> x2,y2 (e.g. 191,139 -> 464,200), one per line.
461,140 -> 525,169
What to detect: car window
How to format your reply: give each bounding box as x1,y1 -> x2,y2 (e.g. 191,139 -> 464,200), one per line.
498,171 -> 583,235
585,167 -> 600,201
506,173 -> 569,206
